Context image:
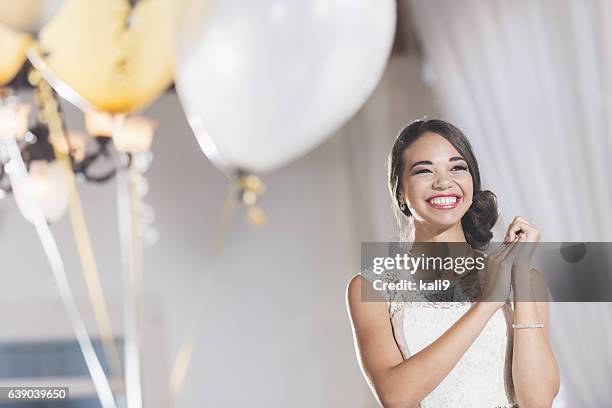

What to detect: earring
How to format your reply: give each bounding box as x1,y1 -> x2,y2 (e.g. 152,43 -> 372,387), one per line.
399,202 -> 406,211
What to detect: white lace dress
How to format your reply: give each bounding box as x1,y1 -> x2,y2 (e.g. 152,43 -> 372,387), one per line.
390,301 -> 517,407
362,266 -> 518,407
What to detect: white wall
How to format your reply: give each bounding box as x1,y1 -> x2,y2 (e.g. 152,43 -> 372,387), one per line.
0,54 -> 435,407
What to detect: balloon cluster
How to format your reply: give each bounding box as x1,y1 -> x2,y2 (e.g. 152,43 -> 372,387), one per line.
0,0 -> 170,223
0,3 -> 397,407
2,0 -> 396,217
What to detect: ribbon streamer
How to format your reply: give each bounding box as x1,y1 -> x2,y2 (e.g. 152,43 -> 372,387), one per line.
115,115 -> 144,408
166,188 -> 238,407
25,46 -> 94,112
167,172 -> 267,406
0,99 -> 116,408
33,73 -> 123,379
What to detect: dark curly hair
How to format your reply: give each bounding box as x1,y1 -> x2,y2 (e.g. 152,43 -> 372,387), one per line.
388,119 -> 498,249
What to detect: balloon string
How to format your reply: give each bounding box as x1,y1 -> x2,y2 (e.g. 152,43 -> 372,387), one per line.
0,102 -> 116,408
115,115 -> 143,408
25,46 -> 94,112
62,152 -> 123,376
166,186 -> 237,407
214,184 -> 238,254
34,75 -> 123,379
166,313 -> 197,408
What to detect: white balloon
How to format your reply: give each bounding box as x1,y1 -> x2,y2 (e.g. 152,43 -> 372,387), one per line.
176,0 -> 396,174
11,160 -> 70,223
0,0 -> 63,33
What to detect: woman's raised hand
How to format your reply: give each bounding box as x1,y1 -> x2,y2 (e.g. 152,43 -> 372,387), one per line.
480,235 -> 524,310
503,215 -> 541,267
480,216 -> 542,310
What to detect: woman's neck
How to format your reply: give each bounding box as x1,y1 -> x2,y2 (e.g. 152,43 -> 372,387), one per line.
413,220 -> 467,243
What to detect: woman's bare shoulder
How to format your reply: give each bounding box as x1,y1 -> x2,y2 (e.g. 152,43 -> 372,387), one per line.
346,274 -> 390,318
346,274 -> 367,311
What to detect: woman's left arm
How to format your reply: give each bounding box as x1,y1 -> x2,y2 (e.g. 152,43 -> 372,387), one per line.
504,216 -> 560,408
512,265 -> 560,408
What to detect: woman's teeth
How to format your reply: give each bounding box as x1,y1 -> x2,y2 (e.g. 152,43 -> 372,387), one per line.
429,196 -> 457,205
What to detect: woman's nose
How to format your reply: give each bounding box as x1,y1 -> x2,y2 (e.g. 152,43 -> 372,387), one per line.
432,174 -> 452,190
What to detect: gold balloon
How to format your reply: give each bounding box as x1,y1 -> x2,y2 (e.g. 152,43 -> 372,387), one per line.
39,0 -> 176,114
0,24 -> 32,86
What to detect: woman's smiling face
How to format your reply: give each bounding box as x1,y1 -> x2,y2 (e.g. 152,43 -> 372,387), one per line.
400,132 -> 474,228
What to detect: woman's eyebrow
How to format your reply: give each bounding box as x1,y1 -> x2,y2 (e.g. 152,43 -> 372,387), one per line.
449,156 -> 466,162
409,157 -> 466,170
409,160 -> 433,170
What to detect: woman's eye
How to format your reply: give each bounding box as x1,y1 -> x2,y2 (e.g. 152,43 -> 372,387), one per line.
414,168 -> 432,175
451,165 -> 468,172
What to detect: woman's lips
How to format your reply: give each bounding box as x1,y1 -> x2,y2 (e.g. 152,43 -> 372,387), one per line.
426,195 -> 462,210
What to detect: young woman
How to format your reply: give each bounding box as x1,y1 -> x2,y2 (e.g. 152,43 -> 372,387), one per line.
346,120 -> 559,407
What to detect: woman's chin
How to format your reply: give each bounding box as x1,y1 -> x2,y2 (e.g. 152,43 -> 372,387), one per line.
418,210 -> 465,230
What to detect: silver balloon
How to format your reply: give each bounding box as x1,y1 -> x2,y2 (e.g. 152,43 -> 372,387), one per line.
0,0 -> 64,33
176,0 -> 396,174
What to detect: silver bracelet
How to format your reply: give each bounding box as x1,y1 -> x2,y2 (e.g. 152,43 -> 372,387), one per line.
512,323 -> 544,329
